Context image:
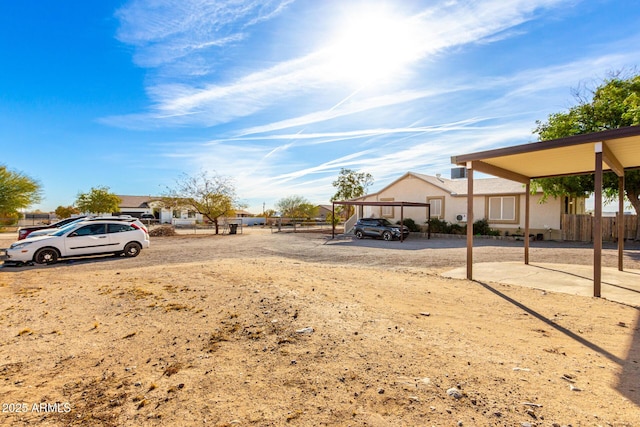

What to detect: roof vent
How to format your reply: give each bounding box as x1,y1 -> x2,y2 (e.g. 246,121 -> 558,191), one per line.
451,167 -> 467,179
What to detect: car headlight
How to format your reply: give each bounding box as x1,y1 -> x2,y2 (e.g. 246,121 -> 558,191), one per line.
391,227 -> 400,232
10,241 -> 33,250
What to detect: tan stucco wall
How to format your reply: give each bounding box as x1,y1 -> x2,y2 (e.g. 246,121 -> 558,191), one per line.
357,175 -> 564,235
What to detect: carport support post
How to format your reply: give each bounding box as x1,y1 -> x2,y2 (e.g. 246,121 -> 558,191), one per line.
594,144 -> 603,297
466,162 -> 474,280
400,204 -> 404,242
525,181 -> 530,265
618,175 -> 625,271
331,202 -> 335,239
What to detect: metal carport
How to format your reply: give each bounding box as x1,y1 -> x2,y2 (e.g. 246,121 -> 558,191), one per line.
451,125 -> 640,298
331,201 -> 431,241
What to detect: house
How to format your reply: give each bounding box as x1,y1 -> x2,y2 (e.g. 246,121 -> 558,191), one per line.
348,171 -> 585,238
316,205 -> 333,221
117,195 -> 203,225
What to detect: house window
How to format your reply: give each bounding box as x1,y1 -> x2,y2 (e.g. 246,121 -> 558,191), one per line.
187,210 -> 196,218
488,196 -> 517,221
427,197 -> 444,218
173,209 -> 181,219
380,198 -> 394,218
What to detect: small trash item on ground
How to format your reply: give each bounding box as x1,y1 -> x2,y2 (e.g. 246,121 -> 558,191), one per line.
446,387 -> 463,399
522,402 -> 543,408
295,327 -> 314,334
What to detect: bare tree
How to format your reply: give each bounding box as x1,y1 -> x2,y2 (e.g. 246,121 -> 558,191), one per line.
164,171 -> 243,234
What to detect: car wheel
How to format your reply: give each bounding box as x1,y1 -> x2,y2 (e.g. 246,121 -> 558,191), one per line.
382,231 -> 393,241
34,248 -> 59,264
355,230 -> 364,239
123,242 -> 142,257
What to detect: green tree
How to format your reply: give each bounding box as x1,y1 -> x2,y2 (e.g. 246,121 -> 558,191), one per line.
330,168 -> 373,219
0,165 -> 42,218
55,205 -> 81,219
164,171 -> 243,234
275,195 -> 317,219
75,186 -> 122,214
533,72 -> 640,240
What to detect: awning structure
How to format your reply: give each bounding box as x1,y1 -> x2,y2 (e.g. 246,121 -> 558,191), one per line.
451,125 -> 640,297
331,200 -> 431,241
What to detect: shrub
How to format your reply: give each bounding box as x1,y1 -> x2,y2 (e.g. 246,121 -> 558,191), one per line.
427,218 -> 449,233
449,223 -> 466,235
473,218 -> 500,236
396,218 -> 421,232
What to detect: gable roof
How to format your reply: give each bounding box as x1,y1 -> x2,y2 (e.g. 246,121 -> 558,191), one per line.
117,195 -> 160,208
357,171 -> 528,200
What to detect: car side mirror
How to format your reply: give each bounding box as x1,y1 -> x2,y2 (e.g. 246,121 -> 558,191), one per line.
68,232 -> 78,237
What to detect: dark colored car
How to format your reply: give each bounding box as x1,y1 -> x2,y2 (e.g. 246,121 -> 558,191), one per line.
353,218 -> 409,241
139,213 -> 157,223
17,216 -> 87,240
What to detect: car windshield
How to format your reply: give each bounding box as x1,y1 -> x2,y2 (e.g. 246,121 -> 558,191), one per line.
379,219 -> 392,226
52,221 -> 84,236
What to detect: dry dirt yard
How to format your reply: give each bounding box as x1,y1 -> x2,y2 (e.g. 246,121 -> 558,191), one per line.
0,228 -> 638,426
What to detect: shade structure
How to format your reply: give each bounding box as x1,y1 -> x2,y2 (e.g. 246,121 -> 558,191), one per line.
450,126 -> 640,298
331,200 -> 431,241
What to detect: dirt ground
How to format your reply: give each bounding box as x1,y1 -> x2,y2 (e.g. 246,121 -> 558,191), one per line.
0,228 -> 638,426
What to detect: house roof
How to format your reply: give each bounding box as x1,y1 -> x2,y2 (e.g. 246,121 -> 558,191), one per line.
117,195 -> 160,208
234,209 -> 254,216
355,171 -> 527,200
409,172 -> 526,195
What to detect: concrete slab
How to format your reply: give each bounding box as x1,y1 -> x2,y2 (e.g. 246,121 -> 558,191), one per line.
443,262 -> 640,307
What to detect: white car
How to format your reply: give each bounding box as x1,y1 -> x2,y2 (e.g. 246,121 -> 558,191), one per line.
6,219 -> 150,265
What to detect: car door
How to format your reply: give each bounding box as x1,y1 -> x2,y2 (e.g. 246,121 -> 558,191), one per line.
373,219 -> 386,238
64,223 -> 111,256
363,220 -> 379,237
106,223 -> 136,251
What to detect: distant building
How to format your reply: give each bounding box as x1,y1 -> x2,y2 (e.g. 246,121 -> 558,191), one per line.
117,195 -> 202,225
316,205 -> 333,221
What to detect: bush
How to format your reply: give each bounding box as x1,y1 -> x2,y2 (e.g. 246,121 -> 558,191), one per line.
427,218 -> 449,233
449,223 -> 466,235
425,218 -> 500,236
396,218 -> 421,232
473,218 -> 500,236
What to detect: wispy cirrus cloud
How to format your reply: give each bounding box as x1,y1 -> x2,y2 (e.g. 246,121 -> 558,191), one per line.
104,0 -> 571,129
115,0 -> 295,68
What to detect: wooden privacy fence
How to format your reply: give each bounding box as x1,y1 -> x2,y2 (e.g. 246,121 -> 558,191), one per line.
561,214 -> 638,242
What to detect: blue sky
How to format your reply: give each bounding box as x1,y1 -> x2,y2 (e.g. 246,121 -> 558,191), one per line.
2,0 -> 640,214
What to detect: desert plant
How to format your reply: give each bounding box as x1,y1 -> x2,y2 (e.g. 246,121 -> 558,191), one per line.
449,223 -> 466,235
473,218 -> 500,236
427,218 -> 449,233
396,218 -> 420,232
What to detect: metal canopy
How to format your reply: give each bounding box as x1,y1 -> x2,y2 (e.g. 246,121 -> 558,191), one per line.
451,126 -> 640,182
450,125 -> 640,298
331,200 -> 431,241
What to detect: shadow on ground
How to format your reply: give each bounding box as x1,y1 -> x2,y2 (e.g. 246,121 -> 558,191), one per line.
477,279 -> 640,407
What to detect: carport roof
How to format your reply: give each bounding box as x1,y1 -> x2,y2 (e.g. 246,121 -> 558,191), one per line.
450,125 -> 640,300
451,126 -> 640,183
